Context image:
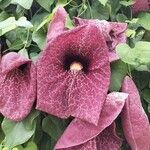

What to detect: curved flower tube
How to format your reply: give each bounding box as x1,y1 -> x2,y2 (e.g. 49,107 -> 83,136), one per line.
74,17 -> 127,62
0,52 -> 36,121
121,76 -> 150,150
131,0 -> 150,14
36,7 -> 110,125
54,92 -> 128,150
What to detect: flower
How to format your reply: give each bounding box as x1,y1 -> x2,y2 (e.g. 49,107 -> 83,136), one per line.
131,0 -> 150,14
36,7 -> 110,125
0,52 -> 36,121
55,92 -> 127,150
121,76 -> 150,150
74,18 -> 127,62
54,77 -> 150,150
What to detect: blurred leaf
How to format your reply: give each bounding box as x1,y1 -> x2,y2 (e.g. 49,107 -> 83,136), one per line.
0,17 -> 33,36
132,71 -> 150,90
109,60 -> 128,91
16,17 -> 33,28
0,11 -> 9,21
42,115 -> 68,141
24,142 -> 37,150
138,12 -> 150,31
98,0 -> 108,6
32,28 -> 46,50
31,13 -> 49,28
142,89 -> 150,103
1,110 -> 39,149
0,0 -> 11,9
116,42 -> 150,66
120,0 -> 135,6
81,0 -> 109,20
148,104 -> 150,113
65,15 -> 74,29
116,13 -> 128,22
35,0 -> 54,12
11,0 -> 33,9
18,48 -> 29,59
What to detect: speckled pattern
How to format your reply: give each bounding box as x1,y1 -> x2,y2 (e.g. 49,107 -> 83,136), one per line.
63,124 -> 122,150
36,8 -> 110,125
131,0 -> 149,14
121,76 -> 150,150
0,52 -> 36,121
74,17 -> 127,62
55,92 -> 127,149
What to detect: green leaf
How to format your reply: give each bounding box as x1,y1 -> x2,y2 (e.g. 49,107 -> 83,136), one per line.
1,110 -> 39,149
42,116 -> 68,141
18,48 -> 29,59
24,142 -> 37,150
32,28 -> 46,50
132,71 -> 150,90
81,0 -> 109,20
0,17 -> 33,36
98,0 -> 108,6
0,11 -> 9,21
116,42 -> 150,66
120,0 -> 135,6
109,61 -> 128,91
65,15 -> 74,29
11,0 -> 33,9
142,89 -> 150,103
0,0 -> 11,9
137,12 -> 150,30
35,0 -> 54,12
148,104 -> 150,113
16,17 -> 33,28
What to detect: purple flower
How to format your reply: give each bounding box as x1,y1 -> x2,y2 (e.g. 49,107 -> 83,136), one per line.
54,77 -> 150,150
36,7 -> 110,125
74,18 -> 127,62
55,92 -> 127,150
131,0 -> 150,14
121,76 -> 150,150
0,52 -> 36,121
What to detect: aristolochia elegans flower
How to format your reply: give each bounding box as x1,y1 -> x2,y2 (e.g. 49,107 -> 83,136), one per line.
131,0 -> 150,14
121,76 -> 150,150
74,17 -> 127,62
0,52 -> 36,121
54,77 -> 150,150
36,7 -> 110,125
55,92 -> 128,150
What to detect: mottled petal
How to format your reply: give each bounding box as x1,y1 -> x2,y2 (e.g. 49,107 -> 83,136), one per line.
74,17 -> 127,62
121,76 -> 150,150
0,52 -> 36,121
37,24 -> 110,125
131,0 -> 149,14
55,92 -> 127,149
57,123 -> 122,150
47,7 -> 67,42
96,122 -> 122,150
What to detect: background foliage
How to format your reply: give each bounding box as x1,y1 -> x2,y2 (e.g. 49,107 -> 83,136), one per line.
0,0 -> 150,150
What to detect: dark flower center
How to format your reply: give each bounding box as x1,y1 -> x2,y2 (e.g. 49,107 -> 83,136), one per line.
63,54 -> 89,73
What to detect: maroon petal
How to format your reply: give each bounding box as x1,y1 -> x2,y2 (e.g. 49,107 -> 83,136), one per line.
96,122 -> 122,150
121,76 -> 150,150
0,52 -> 36,121
56,123 -> 122,150
47,7 -> 67,42
55,92 -> 127,149
37,24 -> 110,125
74,17 -> 127,62
131,0 -> 149,14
